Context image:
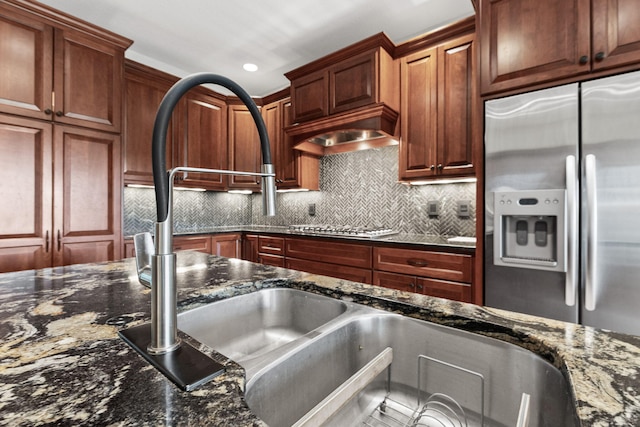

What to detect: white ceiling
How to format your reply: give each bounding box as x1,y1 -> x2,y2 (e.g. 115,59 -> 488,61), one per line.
38,0 -> 474,97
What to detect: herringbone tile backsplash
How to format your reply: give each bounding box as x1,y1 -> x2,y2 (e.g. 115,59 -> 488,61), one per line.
124,146 -> 475,237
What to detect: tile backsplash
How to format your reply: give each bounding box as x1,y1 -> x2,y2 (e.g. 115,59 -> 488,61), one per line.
124,146 -> 475,237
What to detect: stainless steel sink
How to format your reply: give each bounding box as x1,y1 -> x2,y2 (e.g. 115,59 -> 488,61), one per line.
244,310 -> 579,427
177,288 -> 347,375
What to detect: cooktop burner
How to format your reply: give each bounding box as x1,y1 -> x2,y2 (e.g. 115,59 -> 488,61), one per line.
288,224 -> 398,238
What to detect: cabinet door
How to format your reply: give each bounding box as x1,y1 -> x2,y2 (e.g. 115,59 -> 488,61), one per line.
211,233 -> 241,258
173,235 -> 211,253
177,92 -> 227,190
591,0 -> 640,71
228,105 -> 261,189
53,27 -> 124,132
417,277 -> 472,303
0,7 -> 53,120
373,271 -> 418,294
53,126 -> 121,266
437,34 -> 475,176
0,115 -> 52,273
123,65 -> 175,185
330,51 -> 376,115
291,69 -> 329,123
480,0 -> 591,95
399,47 -> 438,180
286,258 -> 372,284
242,234 -> 259,262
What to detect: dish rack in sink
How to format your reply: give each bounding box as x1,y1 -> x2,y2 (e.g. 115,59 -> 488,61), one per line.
293,348 -> 532,427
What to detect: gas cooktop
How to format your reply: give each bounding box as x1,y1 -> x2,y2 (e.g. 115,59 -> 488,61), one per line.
288,224 -> 398,238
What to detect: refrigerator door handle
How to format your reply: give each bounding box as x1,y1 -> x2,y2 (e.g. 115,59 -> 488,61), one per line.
565,155 -> 578,306
585,154 -> 598,311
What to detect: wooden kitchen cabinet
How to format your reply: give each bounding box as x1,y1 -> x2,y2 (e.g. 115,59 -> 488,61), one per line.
173,235 -> 211,254
399,33 -> 475,181
479,0 -> 640,95
0,114 -> 122,273
287,35 -> 399,124
0,2 -> 130,132
262,98 -> 319,190
373,246 -> 473,303
227,104 -> 261,190
211,233 -> 241,258
242,234 -> 259,262
123,61 -> 177,185
175,91 -> 228,190
285,237 -> 373,284
257,236 -> 285,267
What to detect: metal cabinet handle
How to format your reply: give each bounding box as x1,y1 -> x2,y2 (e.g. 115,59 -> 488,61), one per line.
407,258 -> 428,267
44,108 -> 53,115
55,111 -> 63,117
429,165 -> 435,171
585,154 -> 598,310
57,229 -> 61,251
594,52 -> 605,61
565,155 -> 578,306
437,164 -> 443,170
579,55 -> 589,65
45,230 -> 50,252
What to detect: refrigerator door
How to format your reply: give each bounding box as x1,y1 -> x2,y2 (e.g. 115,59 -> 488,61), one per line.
484,84 -> 580,322
581,70 -> 640,336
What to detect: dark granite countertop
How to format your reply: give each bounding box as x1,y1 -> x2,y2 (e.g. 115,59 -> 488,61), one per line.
1,252 -> 638,426
126,225 -> 476,251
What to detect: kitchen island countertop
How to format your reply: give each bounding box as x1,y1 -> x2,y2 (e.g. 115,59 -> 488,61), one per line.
0,251 -> 638,426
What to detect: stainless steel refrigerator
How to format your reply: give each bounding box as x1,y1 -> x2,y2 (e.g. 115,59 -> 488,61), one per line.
484,70 -> 640,337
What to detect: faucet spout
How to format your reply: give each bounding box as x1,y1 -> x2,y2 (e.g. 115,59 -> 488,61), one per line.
147,73 -> 276,355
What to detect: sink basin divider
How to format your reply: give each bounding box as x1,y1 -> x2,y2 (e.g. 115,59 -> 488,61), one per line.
292,346 -> 393,427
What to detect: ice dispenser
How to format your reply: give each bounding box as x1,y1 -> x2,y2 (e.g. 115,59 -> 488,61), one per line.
494,189 -> 566,272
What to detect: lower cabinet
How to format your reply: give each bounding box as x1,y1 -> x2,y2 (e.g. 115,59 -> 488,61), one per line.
123,233 -> 241,259
257,236 -> 285,267
373,247 -> 473,303
210,233 -> 241,258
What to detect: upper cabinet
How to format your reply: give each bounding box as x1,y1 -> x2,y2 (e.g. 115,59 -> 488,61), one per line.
0,1 -> 131,132
287,34 -> 399,124
227,103 -> 261,190
480,0 -> 640,95
399,28 -> 476,181
123,61 -> 177,186
262,97 -> 319,190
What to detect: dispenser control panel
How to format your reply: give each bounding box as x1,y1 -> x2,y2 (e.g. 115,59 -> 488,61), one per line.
493,189 -> 567,272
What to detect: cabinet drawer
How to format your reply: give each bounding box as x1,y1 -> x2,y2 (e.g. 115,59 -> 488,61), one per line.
258,236 -> 285,256
285,238 -> 372,269
374,247 -> 472,283
286,258 -> 372,284
373,271 -> 419,293
173,236 -> 211,254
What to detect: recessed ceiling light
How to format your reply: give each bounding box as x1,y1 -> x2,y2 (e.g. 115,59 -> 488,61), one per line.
243,63 -> 258,72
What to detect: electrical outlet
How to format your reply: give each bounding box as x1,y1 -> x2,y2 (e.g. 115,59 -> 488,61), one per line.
308,203 -> 316,216
457,200 -> 471,218
427,201 -> 440,217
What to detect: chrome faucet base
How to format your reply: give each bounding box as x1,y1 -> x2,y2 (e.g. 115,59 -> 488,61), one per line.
119,322 -> 225,391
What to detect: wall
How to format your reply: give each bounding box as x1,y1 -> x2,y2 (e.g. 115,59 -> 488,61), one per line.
123,146 -> 475,236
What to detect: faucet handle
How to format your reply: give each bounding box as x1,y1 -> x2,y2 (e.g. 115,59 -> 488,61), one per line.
133,232 -> 154,288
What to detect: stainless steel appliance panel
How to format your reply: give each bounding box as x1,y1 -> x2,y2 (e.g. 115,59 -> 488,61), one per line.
484,84 -> 579,323
580,71 -> 640,335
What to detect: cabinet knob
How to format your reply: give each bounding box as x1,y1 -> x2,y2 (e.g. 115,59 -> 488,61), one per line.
417,284 -> 424,291
409,283 -> 415,289
595,52 -> 605,61
55,111 -> 63,117
44,108 -> 53,115
430,165 -> 435,171
579,55 -> 589,65
437,164 -> 443,170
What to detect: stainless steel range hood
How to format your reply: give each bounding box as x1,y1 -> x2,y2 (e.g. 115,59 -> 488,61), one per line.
285,103 -> 399,156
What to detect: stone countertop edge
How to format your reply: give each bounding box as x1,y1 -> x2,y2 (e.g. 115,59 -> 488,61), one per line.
0,252 -> 638,426
124,225 -> 477,250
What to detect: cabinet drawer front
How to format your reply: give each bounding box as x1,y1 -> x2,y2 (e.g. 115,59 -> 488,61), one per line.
286,238 -> 372,268
418,277 -> 472,303
286,258 -> 372,284
373,271 -> 418,294
258,236 -> 285,255
173,236 -> 211,254
374,247 -> 472,283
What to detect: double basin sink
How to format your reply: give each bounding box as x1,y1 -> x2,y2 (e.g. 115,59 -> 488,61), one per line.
178,288 -> 578,427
